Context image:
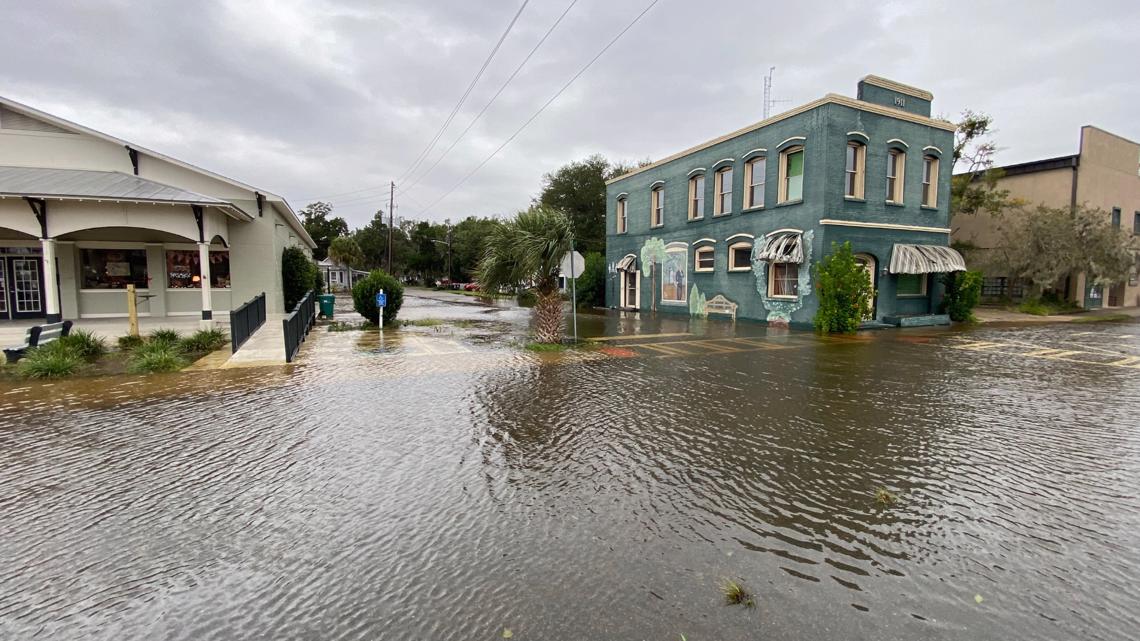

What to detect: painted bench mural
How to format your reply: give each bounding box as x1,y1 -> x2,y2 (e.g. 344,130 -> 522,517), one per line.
704,294 -> 738,321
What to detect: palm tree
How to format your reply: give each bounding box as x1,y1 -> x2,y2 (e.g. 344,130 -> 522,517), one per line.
477,206 -> 573,344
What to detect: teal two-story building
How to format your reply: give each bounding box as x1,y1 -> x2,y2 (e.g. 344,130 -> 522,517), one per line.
605,75 -> 965,327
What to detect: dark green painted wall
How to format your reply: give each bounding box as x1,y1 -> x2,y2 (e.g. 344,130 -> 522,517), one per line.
605,93 -> 954,327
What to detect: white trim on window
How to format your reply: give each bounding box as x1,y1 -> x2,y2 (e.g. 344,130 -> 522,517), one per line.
744,155 -> 766,209
728,241 -> 753,272
725,232 -> 755,241
742,148 -> 767,159
651,184 -> 664,227
767,262 -> 799,299
886,138 -> 909,148
922,145 -> 943,155
616,197 -> 628,233
886,149 -> 906,203
688,174 -> 705,220
665,241 -> 689,249
847,131 -> 870,140
778,146 -> 805,204
713,165 -> 733,215
694,246 -> 715,272
686,167 -> 707,177
777,136 -> 807,148
845,141 -> 866,199
921,155 -> 939,208
693,237 -> 716,244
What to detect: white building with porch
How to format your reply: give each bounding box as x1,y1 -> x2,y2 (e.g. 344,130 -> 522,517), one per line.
0,96 -> 315,327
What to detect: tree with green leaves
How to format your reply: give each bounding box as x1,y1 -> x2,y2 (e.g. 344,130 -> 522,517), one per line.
537,155 -> 649,254
949,110 -> 1017,220
299,201 -> 349,261
640,238 -> 667,312
813,241 -> 872,334
995,203 -> 1138,295
328,236 -> 364,270
477,206 -> 573,344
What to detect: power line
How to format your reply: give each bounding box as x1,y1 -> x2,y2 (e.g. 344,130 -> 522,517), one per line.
294,0 -> 530,204
398,0 -> 580,195
396,0 -> 531,185
412,0 -> 661,219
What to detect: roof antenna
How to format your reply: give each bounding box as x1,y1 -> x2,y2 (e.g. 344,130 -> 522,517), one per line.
763,66 -> 791,119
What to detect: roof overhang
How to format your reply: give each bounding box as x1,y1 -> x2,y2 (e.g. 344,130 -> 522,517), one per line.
889,244 -> 966,274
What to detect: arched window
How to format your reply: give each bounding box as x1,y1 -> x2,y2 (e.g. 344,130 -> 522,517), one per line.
616,196 -> 627,233
714,166 -> 733,215
922,155 -> 939,207
778,146 -> 804,203
688,174 -> 705,220
887,149 -> 906,203
651,185 -> 664,227
845,142 -> 866,199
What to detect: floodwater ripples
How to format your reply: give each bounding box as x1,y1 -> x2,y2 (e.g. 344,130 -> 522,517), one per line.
1,319 -> 1139,640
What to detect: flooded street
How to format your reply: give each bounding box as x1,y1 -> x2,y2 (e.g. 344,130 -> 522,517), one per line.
2,292 -> 1139,641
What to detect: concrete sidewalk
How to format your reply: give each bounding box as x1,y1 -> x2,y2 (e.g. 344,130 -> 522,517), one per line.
223,314 -> 288,367
0,316 -> 228,346
975,305 -> 1140,324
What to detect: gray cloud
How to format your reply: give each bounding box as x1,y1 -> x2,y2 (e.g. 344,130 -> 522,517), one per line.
3,0 -> 1137,227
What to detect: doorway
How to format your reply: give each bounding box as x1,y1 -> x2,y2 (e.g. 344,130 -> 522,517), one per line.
620,269 -> 640,309
2,256 -> 46,320
854,253 -> 877,320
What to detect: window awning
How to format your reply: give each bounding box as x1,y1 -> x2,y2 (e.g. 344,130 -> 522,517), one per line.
889,244 -> 967,274
616,254 -> 637,271
755,231 -> 803,264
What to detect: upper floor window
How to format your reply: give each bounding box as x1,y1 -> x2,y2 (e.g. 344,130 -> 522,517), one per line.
887,150 -> 906,203
694,246 -> 715,272
1134,212 -> 1140,236
616,197 -> 627,233
651,186 -> 664,227
778,146 -> 804,203
714,167 -> 733,215
744,157 -> 766,209
1111,207 -> 1121,228
845,143 -> 866,199
728,242 -> 752,272
922,155 -> 939,207
688,174 -> 705,220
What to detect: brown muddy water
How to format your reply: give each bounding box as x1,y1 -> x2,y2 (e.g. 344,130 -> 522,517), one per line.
1,292 -> 1139,640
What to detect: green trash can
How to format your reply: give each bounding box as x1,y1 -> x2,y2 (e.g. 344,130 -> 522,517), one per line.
318,294 -> 336,318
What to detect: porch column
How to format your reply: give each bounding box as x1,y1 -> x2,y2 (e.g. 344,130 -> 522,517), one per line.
198,241 -> 213,329
41,238 -> 61,323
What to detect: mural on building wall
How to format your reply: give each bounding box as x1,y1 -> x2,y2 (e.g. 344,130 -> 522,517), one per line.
661,245 -> 687,305
751,229 -> 814,326
688,284 -> 707,316
639,237 -> 667,312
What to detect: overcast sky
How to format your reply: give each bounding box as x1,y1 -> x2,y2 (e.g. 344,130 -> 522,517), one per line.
3,0 -> 1138,227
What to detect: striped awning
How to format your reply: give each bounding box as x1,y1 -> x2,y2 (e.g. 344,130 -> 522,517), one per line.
616,254 -> 637,271
889,244 -> 967,274
755,231 -> 804,264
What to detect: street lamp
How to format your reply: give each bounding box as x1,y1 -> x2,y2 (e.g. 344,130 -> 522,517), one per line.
431,226 -> 453,286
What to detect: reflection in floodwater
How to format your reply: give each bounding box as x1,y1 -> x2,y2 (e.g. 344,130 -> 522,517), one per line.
1,294 -> 1138,640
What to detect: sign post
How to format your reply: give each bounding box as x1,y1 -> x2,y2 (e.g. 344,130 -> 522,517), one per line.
376,289 -> 387,331
559,245 -> 585,343
126,284 -> 140,337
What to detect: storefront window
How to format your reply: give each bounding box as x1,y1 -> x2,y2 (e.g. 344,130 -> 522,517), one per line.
166,250 -> 231,289
81,249 -> 149,289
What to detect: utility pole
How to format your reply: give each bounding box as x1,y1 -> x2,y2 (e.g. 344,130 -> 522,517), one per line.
387,181 -> 395,273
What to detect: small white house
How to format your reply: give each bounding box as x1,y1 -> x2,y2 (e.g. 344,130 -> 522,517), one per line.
318,258 -> 366,291
0,96 -> 316,327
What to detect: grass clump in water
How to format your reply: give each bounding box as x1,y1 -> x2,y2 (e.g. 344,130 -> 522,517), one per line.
720,578 -> 755,608
1070,313 -> 1131,324
59,329 -> 107,363
402,318 -> 445,327
524,341 -> 570,352
148,328 -> 182,347
128,341 -> 187,374
327,321 -> 362,332
875,486 -> 898,506
180,328 -> 227,353
117,334 -> 146,351
17,341 -> 85,379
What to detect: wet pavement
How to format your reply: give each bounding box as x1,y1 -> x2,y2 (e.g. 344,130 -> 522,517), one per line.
1,290 -> 1138,640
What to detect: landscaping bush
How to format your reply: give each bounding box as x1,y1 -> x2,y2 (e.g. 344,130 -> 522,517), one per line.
516,290 -> 537,307
940,270 -> 983,322
128,341 -> 188,374
813,241 -> 872,334
180,328 -> 228,353
149,329 -> 182,347
18,341 -> 84,379
352,270 -> 404,326
282,246 -> 322,311
571,251 -> 606,308
117,334 -> 146,351
59,329 -> 107,363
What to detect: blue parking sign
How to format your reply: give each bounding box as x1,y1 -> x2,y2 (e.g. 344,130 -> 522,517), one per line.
376,290 -> 387,307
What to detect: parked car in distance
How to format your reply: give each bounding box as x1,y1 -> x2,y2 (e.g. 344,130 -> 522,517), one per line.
464,282 -> 480,291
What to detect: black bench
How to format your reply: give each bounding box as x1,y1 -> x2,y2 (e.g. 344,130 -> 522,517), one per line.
4,321 -> 73,363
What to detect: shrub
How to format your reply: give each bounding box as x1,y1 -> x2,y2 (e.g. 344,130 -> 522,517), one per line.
128,342 -> 188,374
1017,299 -> 1052,316
516,290 -> 537,307
117,334 -> 146,351
282,246 -> 322,310
351,270 -> 405,326
18,341 -> 84,379
180,328 -> 228,353
149,329 -> 182,347
59,329 -> 107,363
570,251 -> 606,308
813,241 -> 872,334
940,270 -> 983,322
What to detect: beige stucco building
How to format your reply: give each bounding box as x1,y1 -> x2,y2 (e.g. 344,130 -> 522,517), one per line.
0,96 -> 315,326
952,125 -> 1140,309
